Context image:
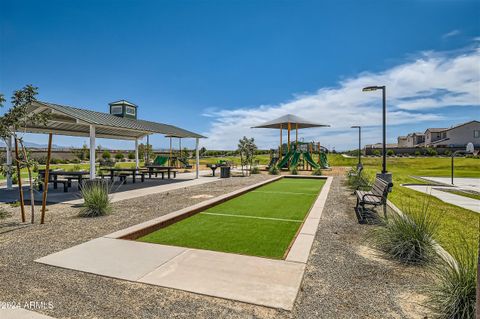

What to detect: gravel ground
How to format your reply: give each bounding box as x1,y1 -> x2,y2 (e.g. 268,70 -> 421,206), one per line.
0,174 -> 431,318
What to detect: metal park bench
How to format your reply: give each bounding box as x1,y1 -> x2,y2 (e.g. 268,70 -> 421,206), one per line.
355,176 -> 393,222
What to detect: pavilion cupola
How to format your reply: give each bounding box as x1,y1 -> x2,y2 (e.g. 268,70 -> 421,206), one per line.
108,100 -> 138,119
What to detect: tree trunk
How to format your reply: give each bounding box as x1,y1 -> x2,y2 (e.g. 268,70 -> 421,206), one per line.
20,142 -> 35,223
14,137 -> 25,222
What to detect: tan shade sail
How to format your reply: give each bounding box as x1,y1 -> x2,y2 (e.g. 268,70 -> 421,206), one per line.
251,114 -> 330,129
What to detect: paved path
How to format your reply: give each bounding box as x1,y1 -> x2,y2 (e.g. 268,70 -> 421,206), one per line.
0,308 -> 55,319
419,176 -> 480,191
403,184 -> 480,213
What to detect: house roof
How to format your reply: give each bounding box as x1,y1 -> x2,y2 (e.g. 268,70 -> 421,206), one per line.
252,114 -> 330,129
23,101 -> 205,140
444,120 -> 480,132
425,127 -> 448,133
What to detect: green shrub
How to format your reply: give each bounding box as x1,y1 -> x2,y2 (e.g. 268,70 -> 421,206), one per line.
312,167 -> 322,176
387,149 -> 395,156
115,153 -> 124,161
346,167 -> 371,190
426,148 -> 438,156
370,202 -> 438,265
71,158 -> 81,164
128,152 -> 135,160
415,150 -> 421,156
268,165 -> 279,175
102,150 -> 111,159
0,208 -> 12,219
250,166 -> 260,174
290,166 -> 298,175
443,150 -> 452,156
79,181 -> 112,217
373,150 -> 381,156
427,239 -> 477,319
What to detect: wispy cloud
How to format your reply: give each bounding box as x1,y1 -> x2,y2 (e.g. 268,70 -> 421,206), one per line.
442,29 -> 461,39
201,46 -> 480,150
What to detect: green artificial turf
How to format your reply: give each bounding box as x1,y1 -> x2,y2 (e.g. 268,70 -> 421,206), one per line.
138,178 -> 325,259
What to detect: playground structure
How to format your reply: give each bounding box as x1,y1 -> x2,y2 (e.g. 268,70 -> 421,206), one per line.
270,142 -> 329,170
253,114 -> 330,170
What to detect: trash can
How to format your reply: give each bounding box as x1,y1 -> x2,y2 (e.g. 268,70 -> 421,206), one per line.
220,166 -> 231,178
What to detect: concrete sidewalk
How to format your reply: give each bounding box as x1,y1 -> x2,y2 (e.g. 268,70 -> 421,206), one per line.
403,184 -> 480,213
418,176 -> 480,191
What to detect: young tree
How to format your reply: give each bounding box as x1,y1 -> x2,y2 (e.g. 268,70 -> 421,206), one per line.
237,136 -> 257,176
0,85 -> 49,223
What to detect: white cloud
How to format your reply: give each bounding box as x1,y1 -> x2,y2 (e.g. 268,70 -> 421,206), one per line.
201,46 -> 480,150
442,29 -> 460,39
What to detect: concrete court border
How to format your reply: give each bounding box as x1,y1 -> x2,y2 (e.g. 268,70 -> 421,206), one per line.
36,176 -> 333,310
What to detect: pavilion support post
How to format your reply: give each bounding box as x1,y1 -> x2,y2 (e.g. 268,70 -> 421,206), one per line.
287,122 -> 291,152
317,142 -> 321,164
146,135 -> 150,164
6,136 -> 12,190
135,138 -> 139,169
89,125 -> 96,180
195,138 -> 199,179
179,138 -> 182,168
14,138 -> 25,222
41,133 -> 52,224
295,123 -> 298,147
279,124 -> 283,160
169,137 -> 172,166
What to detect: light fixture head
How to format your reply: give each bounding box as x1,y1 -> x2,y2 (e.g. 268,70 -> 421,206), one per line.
351,125 -> 361,128
362,86 -> 380,92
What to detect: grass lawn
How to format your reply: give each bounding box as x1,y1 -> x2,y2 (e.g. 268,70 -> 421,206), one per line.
138,178 -> 325,259
329,154 -> 480,254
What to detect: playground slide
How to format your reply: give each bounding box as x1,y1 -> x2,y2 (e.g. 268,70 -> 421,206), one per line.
276,150 -> 294,168
153,156 -> 168,166
302,151 -> 320,169
320,153 -> 329,169
178,158 -> 192,168
290,151 -> 301,168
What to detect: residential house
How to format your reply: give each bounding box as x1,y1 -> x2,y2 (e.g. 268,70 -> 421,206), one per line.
406,132 -> 425,147
426,120 -> 480,147
397,136 -> 408,147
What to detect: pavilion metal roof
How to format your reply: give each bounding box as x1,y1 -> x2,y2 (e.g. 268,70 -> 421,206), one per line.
252,114 -> 330,129
24,101 -> 205,140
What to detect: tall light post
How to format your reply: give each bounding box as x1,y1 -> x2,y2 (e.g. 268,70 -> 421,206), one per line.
351,125 -> 362,169
362,85 -> 392,184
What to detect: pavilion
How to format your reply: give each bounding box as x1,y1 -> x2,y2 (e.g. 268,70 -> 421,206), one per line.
252,114 -> 329,157
4,100 -> 205,190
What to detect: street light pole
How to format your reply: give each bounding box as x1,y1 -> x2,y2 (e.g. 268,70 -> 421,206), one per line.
381,86 -> 387,174
362,85 -> 391,185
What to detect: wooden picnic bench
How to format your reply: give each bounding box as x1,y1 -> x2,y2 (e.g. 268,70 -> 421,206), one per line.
145,165 -> 177,179
355,176 -> 393,222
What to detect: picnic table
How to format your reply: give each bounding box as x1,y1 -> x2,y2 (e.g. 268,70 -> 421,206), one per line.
100,168 -> 146,183
144,165 -> 177,179
38,170 -> 89,191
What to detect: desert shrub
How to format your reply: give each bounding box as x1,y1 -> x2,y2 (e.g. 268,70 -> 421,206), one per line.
250,166 -> 260,174
102,150 -> 111,159
128,152 -> 135,160
370,202 -> 438,265
312,167 -> 322,176
290,167 -> 298,175
373,150 -> 381,156
415,150 -> 421,156
387,149 -> 395,156
0,208 -> 12,219
71,158 -> 81,164
427,239 -> 477,319
426,148 -> 438,156
268,165 -> 279,175
79,181 -> 112,217
115,153 -> 124,161
346,167 -> 371,190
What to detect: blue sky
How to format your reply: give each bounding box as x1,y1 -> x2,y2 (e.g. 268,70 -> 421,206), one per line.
1,0 -> 479,150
